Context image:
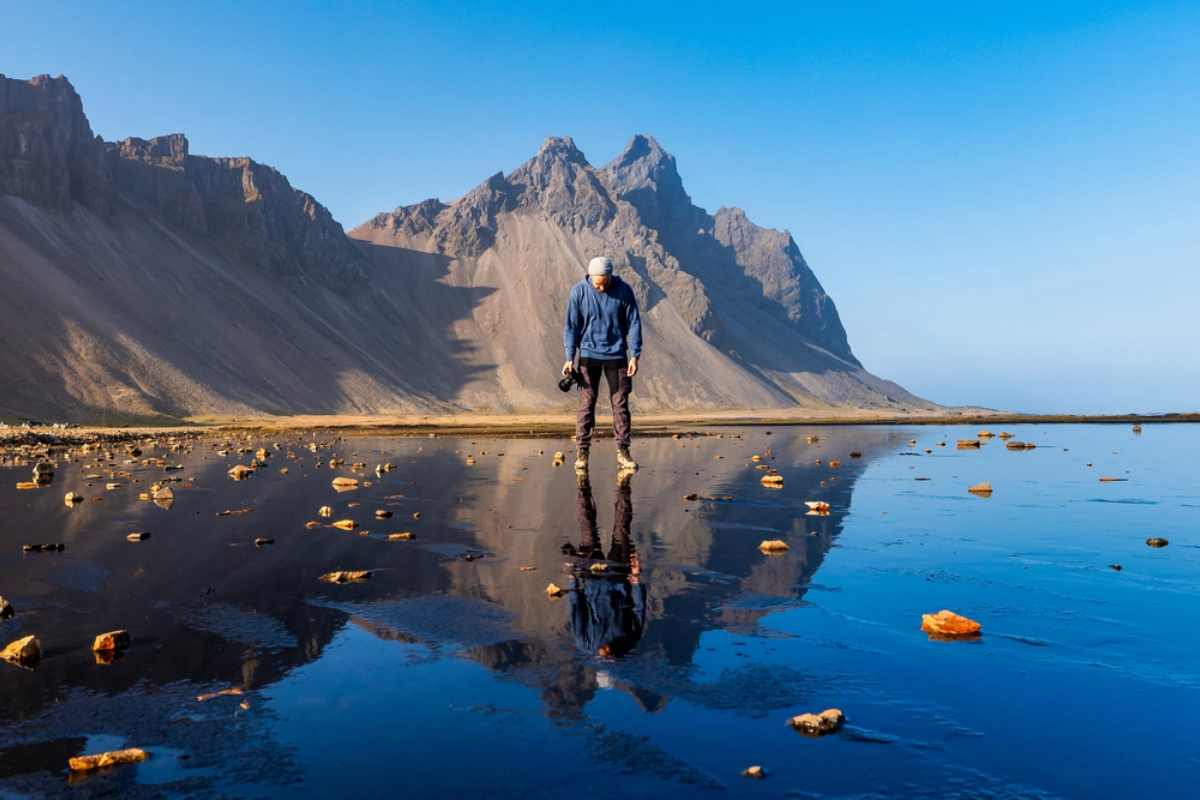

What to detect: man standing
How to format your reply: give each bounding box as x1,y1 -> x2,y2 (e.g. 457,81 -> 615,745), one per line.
562,256 -> 642,472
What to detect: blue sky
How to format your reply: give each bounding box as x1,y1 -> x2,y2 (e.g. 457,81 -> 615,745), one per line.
7,1 -> 1198,412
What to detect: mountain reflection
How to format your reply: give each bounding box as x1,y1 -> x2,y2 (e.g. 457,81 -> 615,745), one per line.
0,429 -> 894,729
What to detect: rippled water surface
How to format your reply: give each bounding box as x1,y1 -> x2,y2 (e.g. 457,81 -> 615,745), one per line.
1,424 -> 1197,798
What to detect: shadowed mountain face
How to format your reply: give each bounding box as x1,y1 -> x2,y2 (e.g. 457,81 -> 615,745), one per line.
0,74 -> 930,419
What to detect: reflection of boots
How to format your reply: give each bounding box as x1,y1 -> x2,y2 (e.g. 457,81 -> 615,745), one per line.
616,466 -> 634,488
616,447 -> 638,471
574,450 -> 589,472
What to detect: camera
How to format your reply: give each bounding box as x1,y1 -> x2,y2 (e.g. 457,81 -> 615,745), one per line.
558,367 -> 585,392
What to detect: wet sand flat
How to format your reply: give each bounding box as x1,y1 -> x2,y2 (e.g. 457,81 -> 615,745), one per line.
0,424 -> 1196,797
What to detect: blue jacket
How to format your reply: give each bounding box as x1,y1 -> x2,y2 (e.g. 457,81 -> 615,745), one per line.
563,276 -> 643,361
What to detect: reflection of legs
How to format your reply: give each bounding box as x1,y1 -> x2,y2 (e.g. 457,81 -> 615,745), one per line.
606,363 -> 632,450
575,362 -> 602,453
608,472 -> 634,564
575,476 -> 602,559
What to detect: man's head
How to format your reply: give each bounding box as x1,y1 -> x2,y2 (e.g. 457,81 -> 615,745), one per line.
587,256 -> 613,292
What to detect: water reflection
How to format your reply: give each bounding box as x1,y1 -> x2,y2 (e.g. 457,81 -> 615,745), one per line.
0,428 -> 894,793
563,471 -> 646,659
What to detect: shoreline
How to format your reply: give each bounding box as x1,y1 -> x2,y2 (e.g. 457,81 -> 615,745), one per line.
1,410 -> 1195,448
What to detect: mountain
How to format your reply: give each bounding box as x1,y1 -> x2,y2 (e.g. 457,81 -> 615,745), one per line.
352,134 -> 931,411
0,74 -> 932,420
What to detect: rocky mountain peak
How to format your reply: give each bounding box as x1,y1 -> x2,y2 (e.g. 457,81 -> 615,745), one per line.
534,136 -> 588,166
116,133 -> 189,165
601,133 -> 692,231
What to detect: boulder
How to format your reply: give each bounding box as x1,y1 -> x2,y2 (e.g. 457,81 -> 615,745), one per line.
91,630 -> 130,652
921,609 -> 981,638
1,634 -> 40,666
788,708 -> 844,736
68,748 -> 148,773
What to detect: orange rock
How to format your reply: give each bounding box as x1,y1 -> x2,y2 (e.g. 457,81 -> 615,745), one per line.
319,570 -> 372,583
967,482 -> 993,495
545,583 -> 565,597
387,532 -> 414,541
92,630 -> 130,652
68,748 -> 148,773
0,635 -> 40,666
788,708 -> 845,735
758,539 -> 789,553
332,519 -> 357,531
921,609 -> 982,638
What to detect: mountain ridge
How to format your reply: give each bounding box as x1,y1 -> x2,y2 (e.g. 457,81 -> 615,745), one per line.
0,73 -> 933,420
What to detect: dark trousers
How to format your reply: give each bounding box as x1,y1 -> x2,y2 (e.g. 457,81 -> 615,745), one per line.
575,358 -> 632,451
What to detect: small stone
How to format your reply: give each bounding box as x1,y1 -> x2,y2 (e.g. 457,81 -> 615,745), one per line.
758,539 -> 789,553
332,519 -> 358,531
254,537 -> 274,547
64,491 -> 84,505
305,520 -> 322,529
0,634 -> 40,666
331,477 -> 359,490
387,532 -> 415,541
788,708 -> 845,736
92,630 -> 130,652
1109,563 -> 1123,571
682,493 -> 699,501
68,748 -> 148,773
741,765 -> 766,779
374,509 -> 393,519
921,609 -> 981,638
804,500 -> 830,513
319,570 -> 372,583
0,597 -> 12,619
412,511 -> 422,519
126,532 -> 151,542
968,481 -> 993,495
760,472 -> 784,487
519,565 -> 536,572
545,583 -> 565,597
318,505 -> 333,517
1098,476 -> 1128,482
1146,537 -> 1169,548
227,464 -> 255,480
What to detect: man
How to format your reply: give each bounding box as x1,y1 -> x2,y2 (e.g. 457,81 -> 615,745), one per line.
562,255 -> 642,472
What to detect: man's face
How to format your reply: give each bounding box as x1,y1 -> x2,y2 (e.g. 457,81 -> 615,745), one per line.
590,275 -> 611,292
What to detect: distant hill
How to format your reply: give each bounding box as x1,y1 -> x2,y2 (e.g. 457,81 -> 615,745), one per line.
0,74 -> 933,420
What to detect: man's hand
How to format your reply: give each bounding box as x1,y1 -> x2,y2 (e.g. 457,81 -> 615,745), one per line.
627,356 -> 639,377
562,360 -> 574,377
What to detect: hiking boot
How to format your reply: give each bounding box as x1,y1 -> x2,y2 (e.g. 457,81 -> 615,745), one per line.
573,450 -> 589,471
616,447 -> 638,471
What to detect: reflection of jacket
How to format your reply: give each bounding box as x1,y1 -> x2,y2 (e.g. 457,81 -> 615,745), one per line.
569,578 -> 646,658
568,476 -> 646,657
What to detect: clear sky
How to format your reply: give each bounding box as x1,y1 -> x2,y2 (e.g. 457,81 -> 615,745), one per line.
7,1 -> 1198,413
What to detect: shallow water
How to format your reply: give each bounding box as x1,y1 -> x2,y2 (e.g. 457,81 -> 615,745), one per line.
0,424 -> 1197,798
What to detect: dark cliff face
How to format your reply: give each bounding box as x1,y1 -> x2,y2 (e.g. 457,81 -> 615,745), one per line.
0,74 -> 365,283
0,74 -> 111,213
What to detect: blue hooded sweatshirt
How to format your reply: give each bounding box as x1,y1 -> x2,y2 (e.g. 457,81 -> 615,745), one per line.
563,276 -> 643,362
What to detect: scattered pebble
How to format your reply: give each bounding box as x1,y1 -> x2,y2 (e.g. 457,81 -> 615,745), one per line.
921,609 -> 981,638
788,708 -> 844,736
1146,537 -> 1169,548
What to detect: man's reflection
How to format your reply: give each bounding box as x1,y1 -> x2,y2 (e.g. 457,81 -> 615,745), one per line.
561,470 -> 646,658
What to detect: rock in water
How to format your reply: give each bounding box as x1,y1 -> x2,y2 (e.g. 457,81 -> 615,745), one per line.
788,708 -> 845,735
0,597 -> 12,619
1146,537 -> 1169,548
92,630 -> 130,652
741,765 -> 766,779
64,491 -> 84,505
332,519 -> 357,531
921,609 -> 982,638
331,477 -> 359,490
387,532 -> 414,541
545,583 -> 565,597
227,464 -> 255,480
319,570 -> 372,583
1,635 -> 40,666
968,481 -> 993,495
126,531 -> 151,542
758,539 -> 789,553
68,748 -> 148,773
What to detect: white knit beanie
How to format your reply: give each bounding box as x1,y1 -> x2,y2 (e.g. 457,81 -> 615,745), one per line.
587,256 -> 614,276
